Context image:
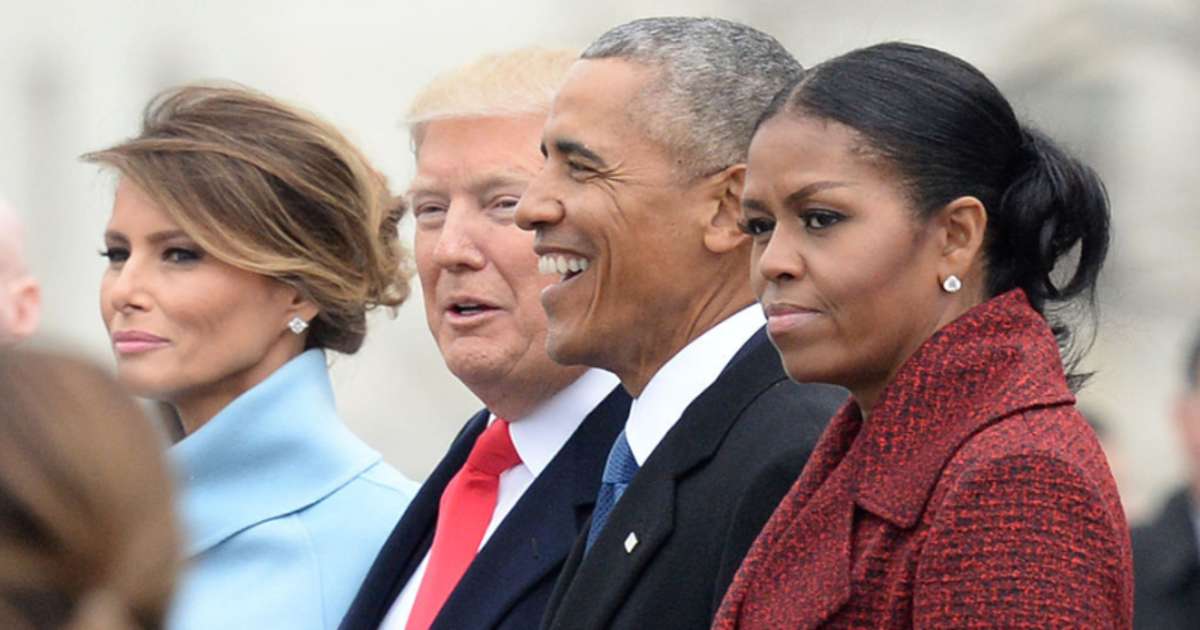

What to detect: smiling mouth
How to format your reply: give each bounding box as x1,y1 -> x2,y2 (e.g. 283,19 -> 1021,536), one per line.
538,254 -> 590,282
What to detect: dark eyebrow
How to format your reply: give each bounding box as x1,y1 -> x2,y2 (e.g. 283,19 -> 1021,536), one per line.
103,229 -> 190,244
741,197 -> 770,214
782,181 -> 852,207
553,139 -> 608,168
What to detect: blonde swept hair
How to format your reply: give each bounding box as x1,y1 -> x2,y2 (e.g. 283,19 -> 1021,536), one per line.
83,84 -> 410,354
406,47 -> 578,150
0,348 -> 179,630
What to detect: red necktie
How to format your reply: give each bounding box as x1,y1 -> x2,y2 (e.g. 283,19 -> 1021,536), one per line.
406,418 -> 521,630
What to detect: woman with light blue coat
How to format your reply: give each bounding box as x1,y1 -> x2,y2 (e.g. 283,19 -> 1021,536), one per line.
85,84 -> 417,629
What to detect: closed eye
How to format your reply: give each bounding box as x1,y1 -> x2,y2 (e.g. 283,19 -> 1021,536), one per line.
566,160 -> 596,178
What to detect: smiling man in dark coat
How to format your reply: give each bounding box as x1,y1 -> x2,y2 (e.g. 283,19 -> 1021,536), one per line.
514,17 -> 845,630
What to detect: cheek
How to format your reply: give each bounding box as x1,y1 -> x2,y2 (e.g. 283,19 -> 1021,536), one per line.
98,278 -> 114,330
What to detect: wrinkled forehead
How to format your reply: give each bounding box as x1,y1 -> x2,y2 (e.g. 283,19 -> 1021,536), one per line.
545,58 -> 654,145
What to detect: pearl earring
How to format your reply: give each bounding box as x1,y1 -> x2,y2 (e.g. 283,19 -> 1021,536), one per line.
941,275 -> 963,294
287,317 -> 309,334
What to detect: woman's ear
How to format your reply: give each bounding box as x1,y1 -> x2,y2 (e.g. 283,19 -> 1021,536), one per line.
702,164 -> 749,255
283,285 -> 320,328
934,195 -> 988,281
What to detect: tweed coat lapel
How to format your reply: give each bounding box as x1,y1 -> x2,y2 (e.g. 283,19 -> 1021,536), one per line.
432,388 -> 629,630
545,332 -> 786,628
719,398 -> 864,629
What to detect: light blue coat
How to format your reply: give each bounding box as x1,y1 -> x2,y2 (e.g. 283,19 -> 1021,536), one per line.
168,350 -> 416,630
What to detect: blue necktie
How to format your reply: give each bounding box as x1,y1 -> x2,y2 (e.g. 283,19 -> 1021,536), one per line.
586,430 -> 639,551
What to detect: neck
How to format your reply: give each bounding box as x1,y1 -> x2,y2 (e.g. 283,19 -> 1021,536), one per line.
617,281 -> 754,398
173,342 -> 306,435
473,364 -> 589,421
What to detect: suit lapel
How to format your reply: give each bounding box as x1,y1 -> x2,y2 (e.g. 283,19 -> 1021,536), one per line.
432,388 -> 629,629
340,410 -> 489,629
551,331 -> 787,628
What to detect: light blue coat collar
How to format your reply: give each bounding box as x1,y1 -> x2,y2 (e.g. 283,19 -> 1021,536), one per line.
171,349 -> 381,556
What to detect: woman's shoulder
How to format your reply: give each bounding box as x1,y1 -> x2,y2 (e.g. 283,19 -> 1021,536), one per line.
932,403 -> 1125,528
302,458 -> 418,523
949,404 -> 1110,477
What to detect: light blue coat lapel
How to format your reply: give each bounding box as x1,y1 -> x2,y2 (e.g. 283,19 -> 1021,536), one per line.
171,349 -> 381,556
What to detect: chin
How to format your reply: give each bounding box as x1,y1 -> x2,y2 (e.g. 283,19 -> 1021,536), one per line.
114,370 -> 173,402
543,324 -> 597,370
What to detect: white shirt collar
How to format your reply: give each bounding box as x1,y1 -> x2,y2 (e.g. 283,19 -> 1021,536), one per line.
624,304 -> 765,465
490,368 -> 619,477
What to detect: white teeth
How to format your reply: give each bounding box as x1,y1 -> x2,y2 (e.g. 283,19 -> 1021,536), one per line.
538,254 -> 590,276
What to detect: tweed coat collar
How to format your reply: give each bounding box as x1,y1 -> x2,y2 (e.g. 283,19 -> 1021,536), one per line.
831,289 -> 1077,528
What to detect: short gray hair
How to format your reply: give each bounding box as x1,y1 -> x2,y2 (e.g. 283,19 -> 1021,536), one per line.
582,17 -> 802,177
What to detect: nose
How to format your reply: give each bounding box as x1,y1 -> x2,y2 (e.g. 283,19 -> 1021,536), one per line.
104,257 -> 151,317
514,167 -> 564,232
431,201 -> 487,271
755,229 -> 803,285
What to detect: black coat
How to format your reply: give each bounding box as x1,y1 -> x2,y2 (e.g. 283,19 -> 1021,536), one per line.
540,328 -> 846,630
1133,487 -> 1200,630
340,386 -> 631,630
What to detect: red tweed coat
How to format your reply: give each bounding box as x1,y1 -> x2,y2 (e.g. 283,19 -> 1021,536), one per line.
713,290 -> 1132,629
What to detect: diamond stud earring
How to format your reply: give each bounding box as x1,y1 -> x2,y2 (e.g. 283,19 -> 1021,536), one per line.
287,317 -> 309,335
941,275 -> 963,294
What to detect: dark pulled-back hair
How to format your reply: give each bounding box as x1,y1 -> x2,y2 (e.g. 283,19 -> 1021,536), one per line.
760,42 -> 1110,385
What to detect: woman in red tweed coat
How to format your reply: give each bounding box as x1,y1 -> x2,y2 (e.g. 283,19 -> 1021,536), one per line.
715,42 -> 1132,628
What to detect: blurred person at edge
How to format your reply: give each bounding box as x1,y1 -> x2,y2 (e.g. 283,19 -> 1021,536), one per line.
515,18 -> 846,630
0,197 -> 41,343
82,85 -> 417,630
342,48 -> 630,630
0,348 -> 179,630
713,42 -> 1131,628
1133,326 -> 1200,629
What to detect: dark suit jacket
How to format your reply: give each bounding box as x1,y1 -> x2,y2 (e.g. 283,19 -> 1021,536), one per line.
540,327 -> 846,630
1133,488 -> 1200,630
340,386 -> 631,630
714,290 -> 1132,629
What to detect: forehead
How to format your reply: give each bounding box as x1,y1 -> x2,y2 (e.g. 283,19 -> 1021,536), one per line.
543,58 -> 655,150
108,179 -> 180,230
746,115 -> 887,192
411,115 -> 546,189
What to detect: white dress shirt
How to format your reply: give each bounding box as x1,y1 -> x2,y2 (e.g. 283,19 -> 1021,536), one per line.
624,305 -> 765,466
381,368 -> 619,629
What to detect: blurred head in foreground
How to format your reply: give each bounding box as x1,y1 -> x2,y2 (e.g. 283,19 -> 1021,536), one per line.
0,348 -> 179,630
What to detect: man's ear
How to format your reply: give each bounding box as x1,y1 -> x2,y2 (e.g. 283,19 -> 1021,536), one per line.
933,195 -> 987,284
6,277 -> 41,342
702,164 -> 749,255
